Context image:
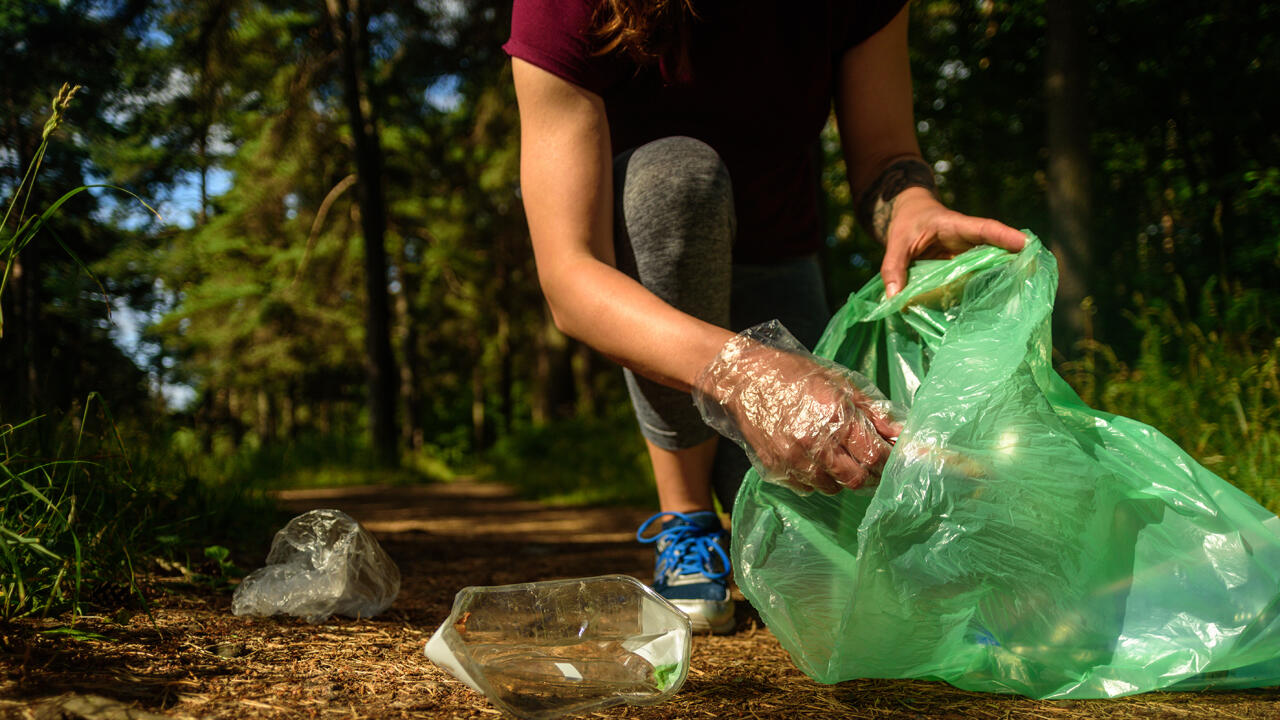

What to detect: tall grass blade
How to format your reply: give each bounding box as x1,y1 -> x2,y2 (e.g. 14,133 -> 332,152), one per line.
0,527 -> 62,561
0,81 -> 157,340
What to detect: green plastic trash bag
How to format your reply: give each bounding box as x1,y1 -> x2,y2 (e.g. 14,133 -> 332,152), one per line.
732,232 -> 1280,699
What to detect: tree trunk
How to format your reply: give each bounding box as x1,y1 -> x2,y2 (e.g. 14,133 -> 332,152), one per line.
324,0 -> 398,467
498,309 -> 513,435
198,131 -> 209,226
573,341 -> 597,418
533,305 -> 576,425
319,398 -> 332,435
394,250 -> 423,452
256,388 -> 276,441
471,359 -> 487,452
494,231 -> 513,437
282,386 -> 296,439
1046,0 -> 1093,351
532,315 -> 550,426
227,387 -> 244,448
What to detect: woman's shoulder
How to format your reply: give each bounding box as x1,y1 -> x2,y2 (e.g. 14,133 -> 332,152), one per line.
505,0 -> 616,95
511,0 -> 598,34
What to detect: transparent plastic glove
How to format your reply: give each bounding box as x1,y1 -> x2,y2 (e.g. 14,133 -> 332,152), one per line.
693,320 -> 902,495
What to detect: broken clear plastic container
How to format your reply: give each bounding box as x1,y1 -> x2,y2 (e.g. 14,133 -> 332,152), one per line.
425,575 -> 692,720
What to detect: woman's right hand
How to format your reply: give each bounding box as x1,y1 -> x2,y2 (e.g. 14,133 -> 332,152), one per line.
693,321 -> 901,495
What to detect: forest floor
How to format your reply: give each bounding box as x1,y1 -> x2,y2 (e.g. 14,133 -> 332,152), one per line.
3,481 -> 1280,720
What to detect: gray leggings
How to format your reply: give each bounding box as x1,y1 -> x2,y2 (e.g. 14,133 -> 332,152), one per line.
612,136 -> 830,510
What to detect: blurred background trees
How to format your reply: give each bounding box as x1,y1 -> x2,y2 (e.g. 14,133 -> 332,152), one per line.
2,0 -> 1278,507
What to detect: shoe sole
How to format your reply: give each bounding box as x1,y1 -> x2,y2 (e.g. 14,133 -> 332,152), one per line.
671,599 -> 736,634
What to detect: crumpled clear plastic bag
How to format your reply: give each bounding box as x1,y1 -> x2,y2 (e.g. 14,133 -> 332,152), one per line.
693,321 -> 902,495
232,508 -> 400,623
733,232 -> 1280,698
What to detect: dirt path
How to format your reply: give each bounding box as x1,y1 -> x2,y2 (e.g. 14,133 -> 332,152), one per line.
3,481 -> 1280,719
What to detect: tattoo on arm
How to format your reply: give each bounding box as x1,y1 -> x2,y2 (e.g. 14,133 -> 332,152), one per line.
856,158 -> 938,243
871,194 -> 897,243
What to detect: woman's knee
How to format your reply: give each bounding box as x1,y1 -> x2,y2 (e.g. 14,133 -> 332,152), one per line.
615,136 -> 735,251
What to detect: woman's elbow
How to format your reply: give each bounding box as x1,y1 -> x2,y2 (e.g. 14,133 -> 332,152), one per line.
533,250 -> 611,343
536,273 -> 582,340
544,297 -> 573,337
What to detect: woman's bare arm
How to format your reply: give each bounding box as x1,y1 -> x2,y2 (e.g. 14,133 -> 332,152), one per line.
512,58 -> 734,392
515,58 -> 897,493
835,5 -> 1024,297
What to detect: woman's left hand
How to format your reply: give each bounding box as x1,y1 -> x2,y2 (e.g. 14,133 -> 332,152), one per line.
879,187 -> 1026,297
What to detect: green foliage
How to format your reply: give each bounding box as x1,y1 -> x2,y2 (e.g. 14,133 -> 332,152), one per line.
166,426 -> 452,491
908,0 -> 1048,230
86,0 -> 542,460
0,85 -> 244,618
202,545 -> 235,577
0,395 -> 275,618
905,0 -> 1280,349
1,84 -> 160,343
39,626 -> 114,642
5,2 -> 1276,531
1,0 -> 166,418
485,409 -> 657,508
1062,281 -> 1280,512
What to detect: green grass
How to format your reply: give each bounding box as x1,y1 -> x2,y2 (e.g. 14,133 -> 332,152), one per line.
0,85 -> 277,618
168,427 -> 447,490
0,399 -> 130,618
0,395 -> 279,618
484,406 -> 657,507
1,83 -> 157,340
1061,284 -> 1280,513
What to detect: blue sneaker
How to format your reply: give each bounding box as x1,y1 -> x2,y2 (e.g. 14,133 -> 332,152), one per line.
637,511 -> 735,633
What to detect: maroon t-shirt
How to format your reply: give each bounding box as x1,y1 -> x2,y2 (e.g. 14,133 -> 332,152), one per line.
504,0 -> 907,264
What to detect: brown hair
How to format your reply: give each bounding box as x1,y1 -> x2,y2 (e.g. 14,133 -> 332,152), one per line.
592,0 -> 698,66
